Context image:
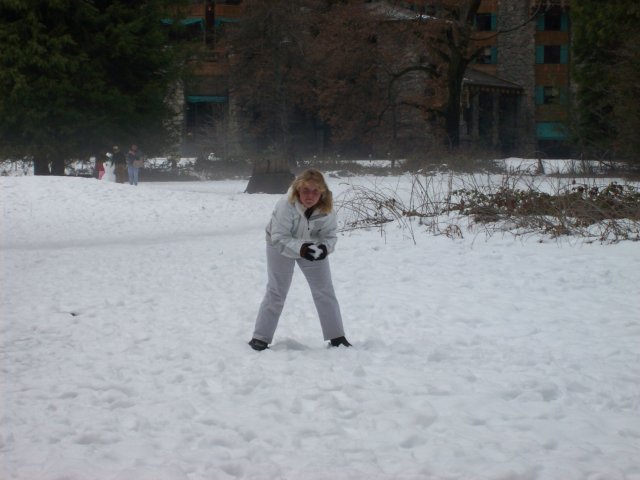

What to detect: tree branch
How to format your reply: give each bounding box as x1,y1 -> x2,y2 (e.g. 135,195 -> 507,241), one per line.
469,3 -> 543,41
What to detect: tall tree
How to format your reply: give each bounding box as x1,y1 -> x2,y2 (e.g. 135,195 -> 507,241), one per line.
0,0 -> 186,175
308,0 -> 482,151
307,3 -> 391,153
610,30 -> 640,162
572,0 -> 640,163
371,0 -> 482,148
228,0 -> 316,192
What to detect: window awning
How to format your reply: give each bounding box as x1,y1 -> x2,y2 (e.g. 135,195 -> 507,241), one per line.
161,18 -> 204,31
186,95 -> 228,104
214,17 -> 241,27
463,69 -> 523,94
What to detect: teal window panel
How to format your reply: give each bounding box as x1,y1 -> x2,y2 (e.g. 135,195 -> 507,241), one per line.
561,13 -> 569,32
536,45 -> 545,64
536,14 -> 545,31
187,95 -> 228,104
214,17 -> 240,27
491,46 -> 498,64
491,13 -> 497,31
558,86 -> 569,104
560,45 -> 569,64
535,86 -> 545,105
536,122 -> 568,140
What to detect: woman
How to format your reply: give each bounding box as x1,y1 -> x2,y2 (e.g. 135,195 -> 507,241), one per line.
249,169 -> 351,351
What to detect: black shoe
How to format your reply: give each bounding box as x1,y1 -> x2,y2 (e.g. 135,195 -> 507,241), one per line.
248,338 -> 269,351
330,336 -> 352,347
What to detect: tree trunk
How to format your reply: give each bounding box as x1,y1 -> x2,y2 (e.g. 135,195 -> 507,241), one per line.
245,156 -> 294,194
444,105 -> 460,148
445,54 -> 468,149
445,89 -> 462,148
33,158 -> 50,175
442,0 -> 480,149
50,157 -> 66,176
245,60 -> 295,194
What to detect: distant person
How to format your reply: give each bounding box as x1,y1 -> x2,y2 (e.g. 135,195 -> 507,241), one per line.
112,146 -> 127,183
94,156 -> 105,180
248,168 -> 351,351
126,144 -> 142,186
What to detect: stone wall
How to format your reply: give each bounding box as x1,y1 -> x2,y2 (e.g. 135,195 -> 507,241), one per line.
497,0 -> 537,154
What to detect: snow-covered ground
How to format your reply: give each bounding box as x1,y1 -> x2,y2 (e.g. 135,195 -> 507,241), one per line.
2,172 -> 639,480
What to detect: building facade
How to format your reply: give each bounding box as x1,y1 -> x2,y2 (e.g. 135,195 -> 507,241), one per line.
178,0 -> 572,158
174,1 -> 243,158
406,0 -> 572,155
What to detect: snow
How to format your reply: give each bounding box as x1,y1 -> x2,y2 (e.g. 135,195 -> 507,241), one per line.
307,244 -> 323,259
2,172 -> 639,480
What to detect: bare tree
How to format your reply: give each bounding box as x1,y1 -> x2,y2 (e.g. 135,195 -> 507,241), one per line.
229,0 -> 538,170
307,4 -> 390,152
377,0 -> 483,148
228,0 -> 317,192
308,0 -> 483,151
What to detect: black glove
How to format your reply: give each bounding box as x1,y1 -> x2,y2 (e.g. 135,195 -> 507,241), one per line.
300,243 -> 316,261
316,244 -> 328,260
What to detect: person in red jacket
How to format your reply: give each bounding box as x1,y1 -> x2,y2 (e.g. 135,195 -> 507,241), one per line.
94,156 -> 105,180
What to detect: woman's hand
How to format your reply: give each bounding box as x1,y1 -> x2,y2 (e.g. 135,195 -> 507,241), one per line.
315,244 -> 328,260
300,243 -> 328,261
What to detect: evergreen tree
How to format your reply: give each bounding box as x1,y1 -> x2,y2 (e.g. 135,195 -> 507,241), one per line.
572,0 -> 640,162
0,0 -> 186,175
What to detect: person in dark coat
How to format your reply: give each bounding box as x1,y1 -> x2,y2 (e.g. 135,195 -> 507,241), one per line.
111,146 -> 127,183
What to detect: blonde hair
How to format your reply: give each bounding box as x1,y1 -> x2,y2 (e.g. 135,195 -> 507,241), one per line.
288,168 -> 333,213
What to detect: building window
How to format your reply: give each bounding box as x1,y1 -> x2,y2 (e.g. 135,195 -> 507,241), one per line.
536,45 -> 569,64
185,96 -> 228,138
535,86 -> 566,105
477,46 -> 497,64
544,45 -> 561,63
476,13 -> 496,31
544,13 -> 562,31
543,86 -> 559,104
536,12 -> 569,32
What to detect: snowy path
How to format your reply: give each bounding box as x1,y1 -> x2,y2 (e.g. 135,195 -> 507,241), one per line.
2,176 -> 640,480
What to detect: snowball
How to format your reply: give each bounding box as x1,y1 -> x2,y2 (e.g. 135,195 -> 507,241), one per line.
308,244 -> 322,259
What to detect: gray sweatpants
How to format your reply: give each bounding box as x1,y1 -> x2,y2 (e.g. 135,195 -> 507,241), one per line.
252,243 -> 345,343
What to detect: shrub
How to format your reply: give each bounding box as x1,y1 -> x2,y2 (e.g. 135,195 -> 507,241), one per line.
337,172 -> 640,243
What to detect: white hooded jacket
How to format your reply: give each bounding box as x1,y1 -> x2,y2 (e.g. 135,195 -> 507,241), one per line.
265,195 -> 338,259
